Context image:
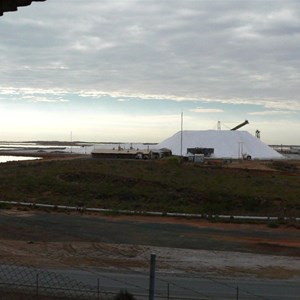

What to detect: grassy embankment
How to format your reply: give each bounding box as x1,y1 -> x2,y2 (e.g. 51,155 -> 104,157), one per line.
0,158 -> 299,217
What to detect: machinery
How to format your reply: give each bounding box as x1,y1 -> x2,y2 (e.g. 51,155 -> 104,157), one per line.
187,147 -> 214,157
230,120 -> 249,131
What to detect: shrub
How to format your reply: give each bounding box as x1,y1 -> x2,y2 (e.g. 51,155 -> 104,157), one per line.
268,221 -> 279,228
113,290 -> 136,300
271,161 -> 298,172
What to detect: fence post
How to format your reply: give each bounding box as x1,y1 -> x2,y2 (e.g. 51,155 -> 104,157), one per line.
167,283 -> 170,300
149,254 -> 156,300
36,273 -> 39,296
236,286 -> 239,300
97,278 -> 100,300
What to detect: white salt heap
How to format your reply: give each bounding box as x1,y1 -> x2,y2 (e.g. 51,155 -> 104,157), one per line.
158,130 -> 283,159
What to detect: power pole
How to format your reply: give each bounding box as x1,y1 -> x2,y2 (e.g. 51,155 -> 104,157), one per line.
180,112 -> 183,158
70,131 -> 73,153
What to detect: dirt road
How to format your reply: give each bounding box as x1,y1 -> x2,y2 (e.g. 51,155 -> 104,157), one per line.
0,209 -> 299,279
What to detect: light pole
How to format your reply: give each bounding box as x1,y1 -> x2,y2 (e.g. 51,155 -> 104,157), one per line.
180,112 -> 183,158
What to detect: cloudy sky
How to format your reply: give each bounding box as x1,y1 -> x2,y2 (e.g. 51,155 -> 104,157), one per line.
1,0 -> 300,144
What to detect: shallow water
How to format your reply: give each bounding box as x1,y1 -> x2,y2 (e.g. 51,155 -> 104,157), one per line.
0,156 -> 40,163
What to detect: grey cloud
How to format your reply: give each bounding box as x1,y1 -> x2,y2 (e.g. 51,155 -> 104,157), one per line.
1,0 -> 300,109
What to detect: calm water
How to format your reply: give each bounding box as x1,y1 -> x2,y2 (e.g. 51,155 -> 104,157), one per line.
0,156 -> 40,163
0,142 -> 158,155
0,143 -> 66,151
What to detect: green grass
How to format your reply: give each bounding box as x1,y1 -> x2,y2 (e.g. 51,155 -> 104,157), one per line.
0,158 -> 299,216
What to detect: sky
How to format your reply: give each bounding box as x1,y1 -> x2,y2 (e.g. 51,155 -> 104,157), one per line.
0,0 -> 300,144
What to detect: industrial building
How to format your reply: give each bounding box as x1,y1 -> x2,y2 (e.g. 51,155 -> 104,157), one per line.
91,148 -> 171,160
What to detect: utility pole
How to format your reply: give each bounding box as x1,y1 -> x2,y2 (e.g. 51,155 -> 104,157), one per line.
70,131 -> 73,153
180,112 -> 183,158
149,254 -> 156,300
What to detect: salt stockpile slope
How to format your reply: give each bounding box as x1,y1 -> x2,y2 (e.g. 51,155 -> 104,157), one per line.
158,130 -> 283,159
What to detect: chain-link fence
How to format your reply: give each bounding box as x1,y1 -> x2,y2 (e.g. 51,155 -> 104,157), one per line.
0,261 -> 111,300
0,258 -> 296,300
0,260 -> 215,300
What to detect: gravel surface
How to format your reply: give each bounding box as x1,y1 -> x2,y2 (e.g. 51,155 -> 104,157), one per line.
0,209 -> 299,279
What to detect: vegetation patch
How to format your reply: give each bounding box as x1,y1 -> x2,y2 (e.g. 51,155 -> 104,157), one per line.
269,160 -> 300,173
0,158 -> 299,216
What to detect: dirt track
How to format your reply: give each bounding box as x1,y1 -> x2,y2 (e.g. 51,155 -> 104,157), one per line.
0,209 -> 299,280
